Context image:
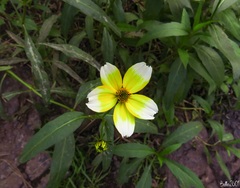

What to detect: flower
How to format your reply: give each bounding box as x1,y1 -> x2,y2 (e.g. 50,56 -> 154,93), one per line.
95,140 -> 108,153
86,62 -> 158,137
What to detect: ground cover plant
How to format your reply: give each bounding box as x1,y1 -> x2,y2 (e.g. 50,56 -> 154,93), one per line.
1,0 -> 240,187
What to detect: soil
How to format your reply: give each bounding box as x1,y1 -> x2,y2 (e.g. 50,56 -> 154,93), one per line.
0,69 -> 240,188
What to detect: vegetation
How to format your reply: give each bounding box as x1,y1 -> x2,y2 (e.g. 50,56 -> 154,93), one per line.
1,0 -> 240,187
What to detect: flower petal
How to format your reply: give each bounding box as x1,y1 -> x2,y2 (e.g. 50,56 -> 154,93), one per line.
113,102 -> 135,137
126,94 -> 158,119
123,62 -> 152,93
100,63 -> 122,92
86,86 -> 117,112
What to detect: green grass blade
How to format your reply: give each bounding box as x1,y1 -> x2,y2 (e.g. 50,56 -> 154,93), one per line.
41,43 -> 101,70
162,121 -> 203,148
19,111 -> 84,163
47,134 -> 75,188
62,0 -> 121,37
24,27 -> 51,104
164,159 -> 204,188
136,165 -> 152,188
113,143 -> 155,158
216,151 -> 231,180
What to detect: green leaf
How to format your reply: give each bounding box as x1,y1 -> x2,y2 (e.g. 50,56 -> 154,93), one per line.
135,119 -> 158,134
47,134 -> 75,188
143,0 -> 163,20
62,0 -> 121,37
85,16 -> 95,49
208,25 -> 240,80
51,87 -> 76,98
24,28 -> 51,104
193,1 -> 203,28
60,3 -> 79,37
225,146 -> 240,158
178,48 -> 189,68
166,0 -> 192,18
189,55 -> 216,95
117,158 -> 143,185
74,79 -> 101,108
112,0 -> 126,22
164,159 -> 204,188
216,151 -> 231,180
38,14 -> 59,43
0,57 -> 26,65
194,45 -> 225,86
113,143 -> 155,158
193,95 -> 212,115
208,120 -> 224,141
212,0 -> 239,14
41,43 -> 101,70
159,144 -> 182,157
162,121 -> 203,148
101,28 -> 116,64
136,165 -> 152,188
138,21 -> 188,46
217,9 -> 240,41
53,60 -> 84,84
181,9 -> 191,30
163,59 -> 187,109
19,111 -> 84,163
0,66 -> 12,71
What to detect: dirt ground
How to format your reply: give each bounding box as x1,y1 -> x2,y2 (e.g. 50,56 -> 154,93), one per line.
0,70 -> 240,188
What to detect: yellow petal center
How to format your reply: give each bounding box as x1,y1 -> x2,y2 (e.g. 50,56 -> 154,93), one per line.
116,88 -> 130,103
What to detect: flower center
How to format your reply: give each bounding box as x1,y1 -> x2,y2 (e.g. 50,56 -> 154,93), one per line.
116,88 -> 130,103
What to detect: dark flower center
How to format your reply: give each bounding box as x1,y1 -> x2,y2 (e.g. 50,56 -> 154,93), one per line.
116,88 -> 130,103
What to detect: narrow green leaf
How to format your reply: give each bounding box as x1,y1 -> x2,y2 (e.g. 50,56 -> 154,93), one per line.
51,87 -> 76,98
164,159 -> 204,188
136,165 -> 152,188
181,9 -> 191,30
189,55 -> 216,95
74,79 -> 101,108
225,146 -> 240,158
135,119 -> 158,134
163,59 -> 187,109
41,43 -> 101,70
101,28 -> 116,64
162,121 -> 203,148
217,9 -> 240,41
212,0 -> 239,14
178,48 -> 189,68
159,144 -> 182,157
143,0 -> 164,20
117,158 -> 143,185
208,120 -> 224,141
0,66 -> 12,71
113,143 -> 155,158
193,1 -> 203,28
6,30 -> 25,47
53,60 -> 84,84
47,134 -> 75,188
138,21 -> 188,46
19,111 -> 84,163
24,28 -> 51,104
216,151 -> 231,180
60,3 -> 79,37
166,0 -> 192,18
85,16 -> 95,49
208,25 -> 240,80
62,0 -> 121,37
0,57 -> 27,65
38,14 -> 59,43
2,90 -> 29,101
195,45 -> 225,86
193,95 -> 212,114
112,0 -> 126,22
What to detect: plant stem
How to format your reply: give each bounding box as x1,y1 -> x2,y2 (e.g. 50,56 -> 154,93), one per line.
6,70 -> 74,111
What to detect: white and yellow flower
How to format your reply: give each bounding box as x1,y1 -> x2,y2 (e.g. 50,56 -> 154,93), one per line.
86,62 -> 158,137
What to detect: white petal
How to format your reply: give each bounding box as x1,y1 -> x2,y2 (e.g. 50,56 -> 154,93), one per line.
123,62 -> 152,93
126,94 -> 158,119
113,103 -> 135,137
86,86 -> 117,112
